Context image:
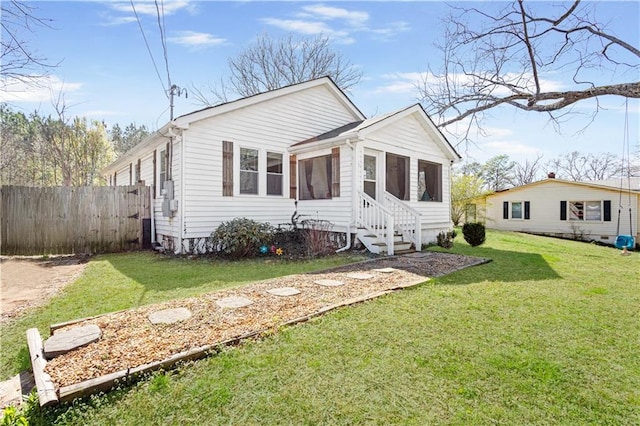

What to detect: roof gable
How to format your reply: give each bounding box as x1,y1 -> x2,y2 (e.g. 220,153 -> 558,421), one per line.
487,178 -> 640,197
291,103 -> 461,161
174,76 -> 365,127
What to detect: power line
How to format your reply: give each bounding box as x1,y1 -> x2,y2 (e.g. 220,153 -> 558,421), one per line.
155,0 -> 171,90
130,0 -> 167,98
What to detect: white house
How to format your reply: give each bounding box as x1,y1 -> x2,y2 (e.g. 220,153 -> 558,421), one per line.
466,177 -> 639,247
102,77 -> 461,254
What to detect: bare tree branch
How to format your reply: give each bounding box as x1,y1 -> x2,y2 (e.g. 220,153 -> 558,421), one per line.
193,33 -> 362,106
420,1 -> 639,144
1,1 -> 56,85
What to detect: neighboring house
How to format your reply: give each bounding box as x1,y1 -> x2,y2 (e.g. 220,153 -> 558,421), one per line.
102,77 -> 461,254
465,177 -> 639,246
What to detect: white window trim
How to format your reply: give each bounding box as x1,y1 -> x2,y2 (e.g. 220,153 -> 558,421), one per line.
510,201 -> 524,220
234,146 -> 287,197
266,151 -> 284,197
569,200 -> 603,222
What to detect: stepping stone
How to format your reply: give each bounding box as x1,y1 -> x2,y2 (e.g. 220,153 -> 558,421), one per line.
314,279 -> 345,287
44,324 -> 101,359
404,252 -> 432,258
346,272 -> 374,280
267,287 -> 301,297
148,307 -> 192,325
373,267 -> 397,273
216,296 -> 253,309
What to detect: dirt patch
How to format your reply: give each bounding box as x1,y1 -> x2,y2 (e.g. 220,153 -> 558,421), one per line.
0,256 -> 88,323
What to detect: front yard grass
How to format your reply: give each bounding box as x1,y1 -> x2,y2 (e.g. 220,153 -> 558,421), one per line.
8,231 -> 640,425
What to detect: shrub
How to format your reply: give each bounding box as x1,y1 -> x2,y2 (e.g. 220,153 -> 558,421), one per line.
436,230 -> 457,249
210,218 -> 274,259
462,222 -> 486,247
301,219 -> 335,257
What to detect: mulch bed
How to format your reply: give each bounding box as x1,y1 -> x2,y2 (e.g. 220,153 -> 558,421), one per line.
44,252 -> 489,389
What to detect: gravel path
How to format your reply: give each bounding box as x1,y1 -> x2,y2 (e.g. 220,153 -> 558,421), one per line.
44,252 -> 489,389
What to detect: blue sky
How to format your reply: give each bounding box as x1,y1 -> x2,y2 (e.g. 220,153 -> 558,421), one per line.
2,1 -> 639,165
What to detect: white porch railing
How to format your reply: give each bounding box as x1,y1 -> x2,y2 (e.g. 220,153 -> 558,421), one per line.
355,190 -> 395,255
384,191 -> 422,250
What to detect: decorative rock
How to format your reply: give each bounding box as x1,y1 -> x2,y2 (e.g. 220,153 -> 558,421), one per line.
267,287 -> 301,297
373,267 -> 397,273
44,324 -> 101,359
216,296 -> 253,309
345,272 -> 374,280
314,279 -> 345,287
148,307 -> 192,325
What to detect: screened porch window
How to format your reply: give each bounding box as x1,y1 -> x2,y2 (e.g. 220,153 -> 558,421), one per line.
240,147 -> 259,195
267,152 -> 283,196
418,160 -> 442,202
386,153 -> 409,200
299,155 -> 332,200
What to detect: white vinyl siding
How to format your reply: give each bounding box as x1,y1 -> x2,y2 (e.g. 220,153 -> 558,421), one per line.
485,180 -> 638,244
180,84 -> 359,238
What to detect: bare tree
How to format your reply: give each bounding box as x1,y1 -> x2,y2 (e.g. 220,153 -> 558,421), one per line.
419,1 -> 640,142
512,154 -> 545,186
193,33 -> 363,106
1,1 -> 55,86
546,151 -> 621,181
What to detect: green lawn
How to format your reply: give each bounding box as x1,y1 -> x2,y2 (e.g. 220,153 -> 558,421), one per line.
9,231 -> 640,425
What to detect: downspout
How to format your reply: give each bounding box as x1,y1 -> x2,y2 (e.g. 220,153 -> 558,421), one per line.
150,188 -> 156,245
179,128 -> 186,254
336,138 -> 356,253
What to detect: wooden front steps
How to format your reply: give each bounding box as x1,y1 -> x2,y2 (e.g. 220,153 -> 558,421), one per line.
356,228 -> 414,255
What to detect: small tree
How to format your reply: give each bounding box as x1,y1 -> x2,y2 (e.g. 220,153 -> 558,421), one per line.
462,222 -> 486,247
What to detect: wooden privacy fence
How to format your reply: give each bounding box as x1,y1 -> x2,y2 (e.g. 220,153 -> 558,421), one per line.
1,185 -> 151,255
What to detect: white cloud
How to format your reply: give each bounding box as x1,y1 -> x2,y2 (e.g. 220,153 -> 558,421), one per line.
168,31 -> 226,48
104,1 -> 196,26
374,72 -> 428,94
369,22 -> 411,40
299,5 -> 369,27
0,75 -> 83,103
263,4 -> 409,45
109,1 -> 193,17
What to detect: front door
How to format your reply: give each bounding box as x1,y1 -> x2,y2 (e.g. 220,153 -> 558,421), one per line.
363,151 -> 380,200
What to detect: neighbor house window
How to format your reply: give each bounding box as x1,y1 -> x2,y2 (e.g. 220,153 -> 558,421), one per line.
299,155 -> 332,200
503,201 -> 530,220
240,147 -> 259,195
511,201 -> 523,219
569,201 -> 601,221
267,152 -> 283,196
418,160 -> 442,202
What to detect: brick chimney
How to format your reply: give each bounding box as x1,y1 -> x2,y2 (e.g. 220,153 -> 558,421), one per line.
547,172 -> 556,179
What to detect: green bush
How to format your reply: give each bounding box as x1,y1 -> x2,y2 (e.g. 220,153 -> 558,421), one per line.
210,218 -> 274,259
462,222 -> 486,247
436,230 -> 457,249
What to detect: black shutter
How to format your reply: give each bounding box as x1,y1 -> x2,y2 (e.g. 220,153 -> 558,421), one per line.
222,141 -> 233,197
503,201 -> 509,219
603,200 -> 611,222
524,201 -> 530,220
560,201 -> 567,221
